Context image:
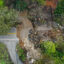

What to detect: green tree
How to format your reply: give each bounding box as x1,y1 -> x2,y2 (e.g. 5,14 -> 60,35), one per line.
40,41 -> 56,54
54,0 -> 64,25
32,0 -> 45,5
0,0 -> 4,7
0,7 -> 19,35
15,0 -> 28,11
54,0 -> 64,15
16,44 -> 26,62
37,0 -> 45,5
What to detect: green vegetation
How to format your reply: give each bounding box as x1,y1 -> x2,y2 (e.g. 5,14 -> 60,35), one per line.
54,0 -> 64,16
39,41 -> 64,64
15,0 -> 28,11
0,0 -> 4,7
0,7 -> 19,35
54,0 -> 64,25
0,43 -> 13,64
0,60 -> 6,64
33,59 -> 44,64
40,41 -> 56,54
0,0 -> 64,64
16,44 -> 26,62
32,0 -> 45,5
37,0 -> 45,5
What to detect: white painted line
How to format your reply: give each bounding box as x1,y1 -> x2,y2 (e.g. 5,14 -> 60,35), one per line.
0,39 -> 19,40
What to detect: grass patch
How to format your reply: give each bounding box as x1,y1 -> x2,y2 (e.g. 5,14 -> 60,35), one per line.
0,43 -> 13,64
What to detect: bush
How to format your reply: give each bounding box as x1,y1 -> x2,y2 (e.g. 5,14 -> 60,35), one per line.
0,43 -> 13,64
16,44 -> 26,62
37,0 -> 45,5
54,0 -> 64,16
0,0 -> 4,7
40,41 -> 64,64
32,0 -> 45,5
40,41 -> 56,54
0,60 -> 6,64
19,49 -> 26,62
54,0 -> 64,25
15,0 -> 28,11
56,42 -> 64,53
33,59 -> 44,64
54,57 -> 63,64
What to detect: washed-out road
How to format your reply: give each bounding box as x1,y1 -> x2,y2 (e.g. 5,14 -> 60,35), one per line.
0,27 -> 23,64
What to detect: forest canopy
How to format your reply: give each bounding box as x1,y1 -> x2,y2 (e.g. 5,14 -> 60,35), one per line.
0,7 -> 19,35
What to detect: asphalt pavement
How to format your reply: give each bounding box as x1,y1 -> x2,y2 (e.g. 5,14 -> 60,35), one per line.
0,27 -> 23,64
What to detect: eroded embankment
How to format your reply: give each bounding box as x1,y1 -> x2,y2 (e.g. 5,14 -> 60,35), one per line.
16,12 -> 42,63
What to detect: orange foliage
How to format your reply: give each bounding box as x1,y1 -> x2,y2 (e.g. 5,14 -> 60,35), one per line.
19,40 -> 24,48
16,24 -> 24,48
46,0 -> 58,9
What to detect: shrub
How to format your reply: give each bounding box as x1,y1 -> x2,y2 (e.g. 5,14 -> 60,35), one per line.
16,44 -> 26,62
0,43 -> 13,64
54,0 -> 64,25
37,0 -> 45,5
40,41 -> 64,64
32,0 -> 45,5
40,41 -> 56,54
15,0 -> 28,11
19,49 -> 26,62
54,57 -> 64,64
0,0 -> 4,7
56,42 -> 64,53
0,60 -> 6,64
33,59 -> 44,64
54,0 -> 64,16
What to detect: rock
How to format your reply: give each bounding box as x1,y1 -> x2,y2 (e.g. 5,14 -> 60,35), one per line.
19,16 -> 42,64
28,5 -> 52,27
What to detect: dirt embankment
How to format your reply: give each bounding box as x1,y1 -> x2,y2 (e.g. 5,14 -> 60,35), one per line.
16,11 -> 33,48
16,11 -> 42,62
